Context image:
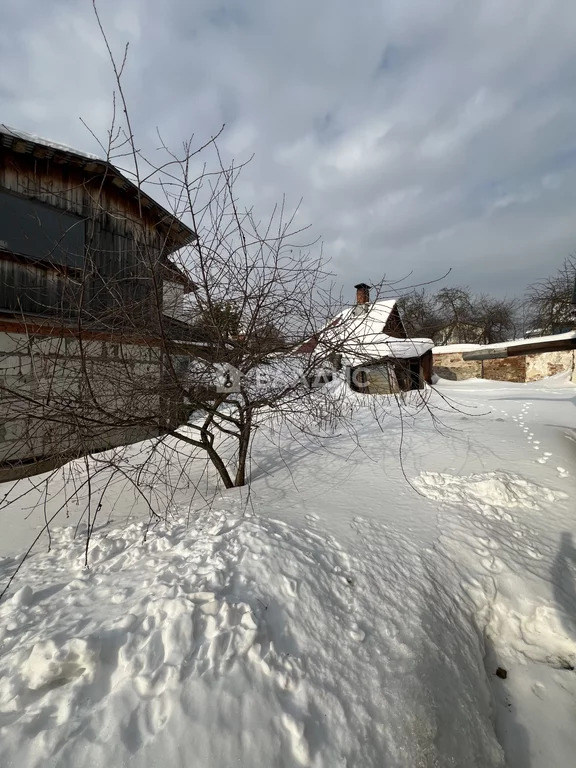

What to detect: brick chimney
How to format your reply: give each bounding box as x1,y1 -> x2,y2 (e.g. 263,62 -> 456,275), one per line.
354,282 -> 370,305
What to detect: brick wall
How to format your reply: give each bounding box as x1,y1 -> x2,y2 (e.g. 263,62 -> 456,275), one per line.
483,355 -> 526,382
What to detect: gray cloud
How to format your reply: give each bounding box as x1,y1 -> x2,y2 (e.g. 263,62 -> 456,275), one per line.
2,0 -> 576,300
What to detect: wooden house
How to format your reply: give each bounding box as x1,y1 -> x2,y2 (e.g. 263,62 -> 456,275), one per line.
297,283 -> 434,394
0,125 -> 201,479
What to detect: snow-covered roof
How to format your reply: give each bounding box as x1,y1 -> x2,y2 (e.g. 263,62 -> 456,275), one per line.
307,299 -> 434,365
340,335 -> 435,364
433,343 -> 483,354
434,331 -> 576,356
0,124 -> 100,161
497,330 -> 576,350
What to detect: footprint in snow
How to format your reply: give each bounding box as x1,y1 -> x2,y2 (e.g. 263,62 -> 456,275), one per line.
481,555 -> 504,574
348,622 -> 366,642
280,713 -> 310,765
532,682 -> 546,700
282,576 -> 299,597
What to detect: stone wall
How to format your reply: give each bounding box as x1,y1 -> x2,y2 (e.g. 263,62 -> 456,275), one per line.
434,349 -> 575,384
432,352 -> 481,381
525,350 -> 575,382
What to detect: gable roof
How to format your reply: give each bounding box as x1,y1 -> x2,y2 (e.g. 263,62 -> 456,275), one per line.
0,124 -> 196,255
297,298 -> 434,363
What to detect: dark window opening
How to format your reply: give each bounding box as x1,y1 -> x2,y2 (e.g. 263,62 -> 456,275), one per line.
0,189 -> 85,269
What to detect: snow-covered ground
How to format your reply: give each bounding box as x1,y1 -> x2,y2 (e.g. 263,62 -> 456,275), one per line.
0,375 -> 575,767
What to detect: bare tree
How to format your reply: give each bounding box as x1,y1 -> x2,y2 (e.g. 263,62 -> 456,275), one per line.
525,256 -> 576,335
397,290 -> 441,340
398,286 -> 517,345
0,3 -> 465,593
474,295 -> 519,345
157,150 -> 341,488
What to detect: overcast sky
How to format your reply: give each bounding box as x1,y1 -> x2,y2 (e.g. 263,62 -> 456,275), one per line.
2,0 -> 576,301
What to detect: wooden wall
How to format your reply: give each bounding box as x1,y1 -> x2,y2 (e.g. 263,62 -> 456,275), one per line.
0,149 -> 171,323
0,148 -> 193,479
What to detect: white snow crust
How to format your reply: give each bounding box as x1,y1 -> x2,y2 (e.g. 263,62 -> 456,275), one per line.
0,376 -> 575,767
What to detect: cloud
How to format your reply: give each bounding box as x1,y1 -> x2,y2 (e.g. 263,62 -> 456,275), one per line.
2,0 -> 576,299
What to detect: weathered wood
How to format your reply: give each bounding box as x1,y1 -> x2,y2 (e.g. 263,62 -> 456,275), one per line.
0,147 -> 170,321
0,135 -> 197,478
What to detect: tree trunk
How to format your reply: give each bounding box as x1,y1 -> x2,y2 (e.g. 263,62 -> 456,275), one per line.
234,414 -> 252,487
206,441 -> 235,489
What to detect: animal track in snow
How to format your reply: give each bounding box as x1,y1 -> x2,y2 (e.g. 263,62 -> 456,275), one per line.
282,576 -> 299,597
348,621 -> 366,642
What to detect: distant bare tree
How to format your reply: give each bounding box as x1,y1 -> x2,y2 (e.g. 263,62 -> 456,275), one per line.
474,295 -> 519,344
397,290 -> 441,340
525,256 -> 576,335
399,287 -> 517,345
434,287 -> 476,344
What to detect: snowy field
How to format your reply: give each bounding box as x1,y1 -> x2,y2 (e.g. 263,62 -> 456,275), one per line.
0,375 -> 575,767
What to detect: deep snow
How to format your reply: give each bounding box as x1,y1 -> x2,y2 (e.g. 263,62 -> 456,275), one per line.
0,375 -> 575,767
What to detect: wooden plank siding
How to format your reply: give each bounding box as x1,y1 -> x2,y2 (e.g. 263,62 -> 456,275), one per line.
0,149 -> 170,323
0,148 -> 175,246
0,137 -> 199,479
382,305 -> 408,338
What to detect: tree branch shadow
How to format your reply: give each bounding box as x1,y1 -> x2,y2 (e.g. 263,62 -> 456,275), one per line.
551,532 -> 576,643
